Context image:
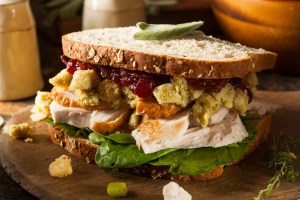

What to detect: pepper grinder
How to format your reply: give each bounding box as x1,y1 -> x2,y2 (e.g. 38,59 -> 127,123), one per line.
0,0 -> 43,100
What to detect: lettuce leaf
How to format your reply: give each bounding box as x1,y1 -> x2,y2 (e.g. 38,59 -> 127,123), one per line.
94,115 -> 259,175
46,118 -> 90,137
46,119 -> 135,144
89,132 -> 135,144
47,114 -> 262,176
95,140 -> 176,172
150,135 -> 253,175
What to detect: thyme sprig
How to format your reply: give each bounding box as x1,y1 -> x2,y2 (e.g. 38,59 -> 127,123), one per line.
253,133 -> 300,200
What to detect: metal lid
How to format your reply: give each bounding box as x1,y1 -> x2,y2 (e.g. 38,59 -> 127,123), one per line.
0,0 -> 25,5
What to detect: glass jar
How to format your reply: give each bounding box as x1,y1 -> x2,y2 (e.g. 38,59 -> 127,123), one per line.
0,0 -> 43,100
82,0 -> 146,30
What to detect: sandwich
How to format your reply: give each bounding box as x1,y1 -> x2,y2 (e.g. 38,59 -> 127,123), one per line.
31,23 -> 277,181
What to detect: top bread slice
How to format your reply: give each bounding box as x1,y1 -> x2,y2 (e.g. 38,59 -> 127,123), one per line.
62,26 -> 277,79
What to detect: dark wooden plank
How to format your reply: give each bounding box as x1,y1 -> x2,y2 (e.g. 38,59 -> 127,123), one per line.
0,166 -> 38,200
0,91 -> 299,200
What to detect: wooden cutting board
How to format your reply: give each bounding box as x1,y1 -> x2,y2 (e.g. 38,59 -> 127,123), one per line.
0,91 -> 300,200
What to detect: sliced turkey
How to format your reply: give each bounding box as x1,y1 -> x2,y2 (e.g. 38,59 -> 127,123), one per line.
50,101 -> 130,134
90,109 -> 131,134
50,101 -> 91,129
132,108 -> 248,154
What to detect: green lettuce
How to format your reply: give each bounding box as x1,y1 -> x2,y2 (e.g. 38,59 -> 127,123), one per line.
46,118 -> 135,144
94,115 -> 260,175
46,118 -> 90,137
150,134 -> 253,175
88,132 -> 136,145
47,114 -> 262,176
96,140 -> 176,172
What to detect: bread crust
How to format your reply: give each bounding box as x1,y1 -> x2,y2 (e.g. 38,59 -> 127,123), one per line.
229,113 -> 272,165
62,35 -> 276,79
48,126 -> 98,163
47,113 -> 272,180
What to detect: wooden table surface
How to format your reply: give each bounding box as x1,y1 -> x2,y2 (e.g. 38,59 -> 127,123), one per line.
0,102 -> 38,200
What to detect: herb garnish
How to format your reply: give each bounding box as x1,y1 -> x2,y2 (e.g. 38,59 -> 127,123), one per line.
133,21 -> 203,40
253,133 -> 300,200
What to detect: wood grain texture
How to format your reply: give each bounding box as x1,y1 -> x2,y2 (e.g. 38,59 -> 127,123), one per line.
0,91 -> 300,200
0,101 -> 32,116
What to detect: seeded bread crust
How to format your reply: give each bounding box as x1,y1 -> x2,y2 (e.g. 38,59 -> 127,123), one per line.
62,27 -> 276,79
47,113 -> 272,180
48,126 -> 98,164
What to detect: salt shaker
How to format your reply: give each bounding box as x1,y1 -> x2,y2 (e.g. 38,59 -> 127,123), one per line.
0,0 -> 43,100
82,0 -> 146,30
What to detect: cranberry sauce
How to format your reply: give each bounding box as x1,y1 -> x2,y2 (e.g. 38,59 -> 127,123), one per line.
187,78 -> 253,102
187,79 -> 228,93
61,56 -> 252,101
61,56 -> 169,98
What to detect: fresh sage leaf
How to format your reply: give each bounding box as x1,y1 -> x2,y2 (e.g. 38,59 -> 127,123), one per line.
134,21 -> 204,40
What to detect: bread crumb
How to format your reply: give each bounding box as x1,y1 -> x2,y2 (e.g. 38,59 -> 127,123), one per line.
192,83 -> 249,127
163,181 -> 192,200
49,69 -> 72,90
30,91 -> 52,122
69,70 -> 100,91
6,123 -> 31,139
24,137 -> 33,143
49,155 -> 73,178
153,77 -> 192,107
233,89 -> 249,115
75,89 -> 100,106
122,87 -> 139,108
98,79 -> 122,109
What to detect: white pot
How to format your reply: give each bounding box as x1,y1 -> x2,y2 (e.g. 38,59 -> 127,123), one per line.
82,0 -> 146,30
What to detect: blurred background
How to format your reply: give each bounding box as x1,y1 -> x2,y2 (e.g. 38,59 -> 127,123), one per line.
29,0 -> 300,91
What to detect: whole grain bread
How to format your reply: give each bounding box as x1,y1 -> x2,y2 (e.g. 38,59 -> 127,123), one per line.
47,113 -> 272,180
62,27 -> 277,79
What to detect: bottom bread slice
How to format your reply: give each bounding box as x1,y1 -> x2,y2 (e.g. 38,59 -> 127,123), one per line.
47,113 -> 272,181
